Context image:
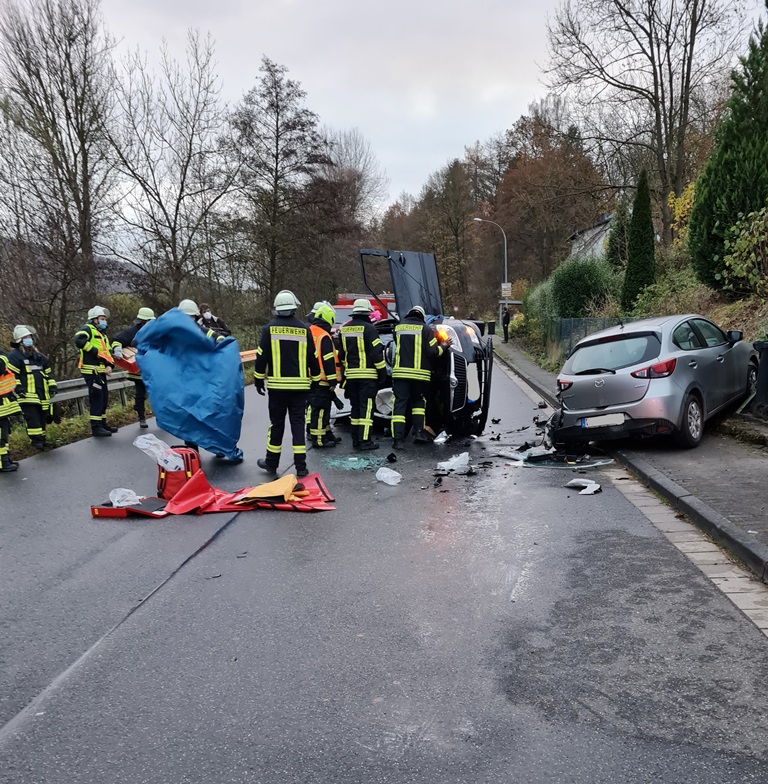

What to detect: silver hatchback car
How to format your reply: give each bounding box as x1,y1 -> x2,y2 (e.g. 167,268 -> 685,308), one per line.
551,314 -> 758,449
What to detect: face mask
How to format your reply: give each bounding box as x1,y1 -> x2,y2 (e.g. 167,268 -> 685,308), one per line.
97,319 -> 107,330
203,311 -> 212,320
22,337 -> 34,348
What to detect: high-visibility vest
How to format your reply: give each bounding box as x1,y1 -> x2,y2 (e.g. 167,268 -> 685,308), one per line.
0,368 -> 15,396
76,323 -> 113,373
310,324 -> 342,386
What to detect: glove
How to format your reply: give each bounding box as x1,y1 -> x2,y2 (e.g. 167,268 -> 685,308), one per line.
113,345 -> 124,360
255,379 -> 265,396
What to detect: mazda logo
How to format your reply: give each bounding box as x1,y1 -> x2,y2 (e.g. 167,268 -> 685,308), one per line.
594,379 -> 605,388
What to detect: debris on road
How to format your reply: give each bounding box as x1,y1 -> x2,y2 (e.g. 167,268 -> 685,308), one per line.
491,417 -> 501,424
433,431 -> 449,445
376,467 -> 402,485
386,452 -> 397,463
436,452 -> 472,475
565,478 -> 602,495
108,488 -> 142,508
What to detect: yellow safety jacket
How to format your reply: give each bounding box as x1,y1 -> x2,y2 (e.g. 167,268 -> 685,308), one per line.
74,323 -> 114,375
253,315 -> 321,391
0,354 -> 21,418
310,322 -> 342,387
6,348 -> 57,408
392,316 -> 442,382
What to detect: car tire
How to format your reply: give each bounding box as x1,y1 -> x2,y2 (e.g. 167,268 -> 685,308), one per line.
747,362 -> 758,396
673,393 -> 704,449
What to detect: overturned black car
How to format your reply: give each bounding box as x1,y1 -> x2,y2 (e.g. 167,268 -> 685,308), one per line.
333,249 -> 493,437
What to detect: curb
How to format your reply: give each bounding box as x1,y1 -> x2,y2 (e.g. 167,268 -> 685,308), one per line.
494,347 -> 768,583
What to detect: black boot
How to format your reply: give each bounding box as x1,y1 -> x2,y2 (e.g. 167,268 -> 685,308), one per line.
323,433 -> 342,445
358,440 -> 379,451
1,455 -> 19,473
295,463 -> 309,479
257,458 -> 277,474
102,420 -> 119,433
392,438 -> 404,450
91,426 -> 112,438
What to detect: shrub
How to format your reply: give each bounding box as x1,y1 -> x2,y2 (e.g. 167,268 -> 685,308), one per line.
622,168 -> 656,310
720,208 -> 768,297
633,264 -> 713,317
550,255 -> 617,319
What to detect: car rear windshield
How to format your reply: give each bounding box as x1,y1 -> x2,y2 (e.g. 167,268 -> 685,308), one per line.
563,333 -> 661,374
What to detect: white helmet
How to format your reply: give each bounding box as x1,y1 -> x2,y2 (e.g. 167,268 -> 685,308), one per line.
274,290 -> 301,314
12,324 -> 35,343
352,298 -> 372,314
178,299 -> 200,316
136,307 -> 156,321
408,305 -> 426,320
87,306 -> 109,320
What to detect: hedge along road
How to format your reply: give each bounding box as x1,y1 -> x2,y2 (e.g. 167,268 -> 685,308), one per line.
2,367 -> 768,783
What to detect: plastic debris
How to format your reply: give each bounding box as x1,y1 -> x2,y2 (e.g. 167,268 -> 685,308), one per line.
537,401 -> 548,409
108,488 -> 143,507
386,452 -> 397,463
565,478 -> 602,495
436,452 -> 471,475
376,466 -> 402,485
491,417 -> 501,424
133,433 -> 184,471
433,431 -> 449,445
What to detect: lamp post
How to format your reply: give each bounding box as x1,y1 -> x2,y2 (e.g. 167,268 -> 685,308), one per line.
473,217 -> 508,286
473,217 -> 509,331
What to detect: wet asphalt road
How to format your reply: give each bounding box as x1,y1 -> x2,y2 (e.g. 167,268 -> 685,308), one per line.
2,365 -> 768,782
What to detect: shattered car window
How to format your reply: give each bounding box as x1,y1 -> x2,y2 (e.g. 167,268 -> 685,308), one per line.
564,334 -> 661,374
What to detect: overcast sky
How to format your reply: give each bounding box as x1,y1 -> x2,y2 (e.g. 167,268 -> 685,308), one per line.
100,0 -> 562,205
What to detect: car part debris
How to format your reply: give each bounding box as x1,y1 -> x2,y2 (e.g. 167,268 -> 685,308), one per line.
386,452 -> 397,463
436,452 -> 472,474
565,478 -> 602,495
376,466 -> 402,485
492,417 -> 501,424
433,431 -> 449,445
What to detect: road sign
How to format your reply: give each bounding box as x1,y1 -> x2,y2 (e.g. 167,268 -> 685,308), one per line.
501,283 -> 512,299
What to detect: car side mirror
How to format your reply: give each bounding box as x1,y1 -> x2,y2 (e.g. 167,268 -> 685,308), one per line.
726,330 -> 743,344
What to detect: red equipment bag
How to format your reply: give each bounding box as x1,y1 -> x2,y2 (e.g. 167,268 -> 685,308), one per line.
157,446 -> 201,500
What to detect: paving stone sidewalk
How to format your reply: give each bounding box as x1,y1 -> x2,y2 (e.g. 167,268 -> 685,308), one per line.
493,339 -> 768,579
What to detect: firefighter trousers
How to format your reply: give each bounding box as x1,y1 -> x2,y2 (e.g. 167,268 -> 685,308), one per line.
308,385 -> 335,445
83,373 -> 109,430
132,378 -> 147,418
265,389 -> 308,470
20,403 -> 46,444
347,378 -> 378,445
0,416 -> 10,457
391,378 -> 428,439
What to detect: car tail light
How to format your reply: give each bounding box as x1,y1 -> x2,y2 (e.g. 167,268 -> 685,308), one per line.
631,358 -> 677,379
557,379 -> 572,391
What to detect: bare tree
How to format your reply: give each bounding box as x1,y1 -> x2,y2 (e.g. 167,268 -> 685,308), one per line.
546,0 -> 750,240
0,0 -> 115,371
107,30 -> 237,304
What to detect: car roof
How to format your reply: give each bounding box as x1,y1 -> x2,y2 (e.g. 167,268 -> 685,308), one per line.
574,314 -> 705,345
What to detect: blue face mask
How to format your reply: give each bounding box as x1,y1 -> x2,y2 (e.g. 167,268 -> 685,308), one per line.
97,319 -> 107,330
22,337 -> 34,348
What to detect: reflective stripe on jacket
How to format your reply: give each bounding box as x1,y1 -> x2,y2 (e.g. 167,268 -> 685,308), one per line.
6,348 -> 56,406
392,317 -> 442,382
339,315 -> 385,380
253,316 -> 321,391
74,323 -> 113,374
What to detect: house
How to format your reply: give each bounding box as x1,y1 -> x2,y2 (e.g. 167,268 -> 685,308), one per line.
568,213 -> 612,258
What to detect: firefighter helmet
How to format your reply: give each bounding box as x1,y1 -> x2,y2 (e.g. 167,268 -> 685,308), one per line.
352,298 -> 372,313
274,290 -> 301,314
407,305 -> 426,321
87,306 -> 110,320
315,304 -> 336,327
178,299 -> 200,316
12,325 -> 36,343
137,307 -> 156,321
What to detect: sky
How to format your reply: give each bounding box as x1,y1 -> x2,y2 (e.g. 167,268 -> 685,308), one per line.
100,0 -> 563,205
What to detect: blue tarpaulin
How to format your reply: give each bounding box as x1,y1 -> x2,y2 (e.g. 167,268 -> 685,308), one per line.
135,308 -> 244,460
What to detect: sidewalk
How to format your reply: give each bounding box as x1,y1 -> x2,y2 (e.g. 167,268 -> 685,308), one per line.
493,339 -> 768,582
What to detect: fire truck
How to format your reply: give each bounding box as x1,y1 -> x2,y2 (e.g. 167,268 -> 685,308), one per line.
334,293 -> 396,331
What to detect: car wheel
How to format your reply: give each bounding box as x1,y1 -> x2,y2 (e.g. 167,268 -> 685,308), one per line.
747,362 -> 758,396
673,393 -> 704,449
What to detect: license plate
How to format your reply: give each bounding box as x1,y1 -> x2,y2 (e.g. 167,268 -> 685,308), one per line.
581,413 -> 625,428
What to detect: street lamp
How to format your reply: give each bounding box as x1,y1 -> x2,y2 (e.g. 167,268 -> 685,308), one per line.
473,217 -> 508,286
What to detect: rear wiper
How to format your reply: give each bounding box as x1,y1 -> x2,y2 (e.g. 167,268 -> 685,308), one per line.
573,367 -> 617,375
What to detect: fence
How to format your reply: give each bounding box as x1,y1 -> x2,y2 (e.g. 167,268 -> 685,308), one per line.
549,317 -> 640,357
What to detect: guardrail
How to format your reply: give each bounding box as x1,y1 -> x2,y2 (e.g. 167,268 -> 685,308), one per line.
55,350 -> 258,415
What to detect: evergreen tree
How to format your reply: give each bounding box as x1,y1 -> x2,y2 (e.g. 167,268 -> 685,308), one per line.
689,7 -> 768,287
605,197 -> 629,270
622,169 -> 656,311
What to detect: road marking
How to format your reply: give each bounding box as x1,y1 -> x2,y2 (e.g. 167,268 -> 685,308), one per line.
606,468 -> 768,638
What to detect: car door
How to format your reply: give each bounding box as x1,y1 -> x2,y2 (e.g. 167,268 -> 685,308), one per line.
689,318 -> 737,411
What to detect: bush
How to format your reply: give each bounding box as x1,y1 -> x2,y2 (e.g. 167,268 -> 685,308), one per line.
633,263 -> 713,317
720,208 -> 768,297
523,277 -> 557,345
550,255 -> 617,319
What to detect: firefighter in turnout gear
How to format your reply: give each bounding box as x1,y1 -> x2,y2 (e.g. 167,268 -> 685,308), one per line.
391,305 -> 443,449
0,350 -> 21,472
112,307 -> 155,429
339,298 -> 386,451
7,325 -> 57,451
308,304 -> 343,449
74,306 -> 116,438
254,290 -> 321,478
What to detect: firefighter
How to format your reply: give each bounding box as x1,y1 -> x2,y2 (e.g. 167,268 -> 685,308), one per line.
308,303 -> 343,448
338,298 -> 386,451
254,290 -> 321,478
74,306 -> 116,438
179,299 -> 226,342
112,307 -> 156,429
0,350 -> 21,472
6,325 -> 57,451
391,305 -> 443,449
